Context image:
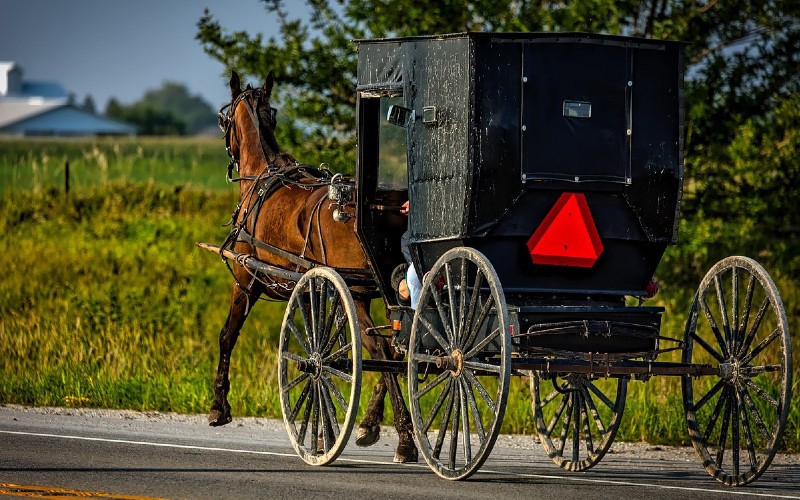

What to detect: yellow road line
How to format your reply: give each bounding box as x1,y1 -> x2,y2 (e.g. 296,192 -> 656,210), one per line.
0,483 -> 164,499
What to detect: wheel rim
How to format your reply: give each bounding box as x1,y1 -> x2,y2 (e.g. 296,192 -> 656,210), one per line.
278,267 -> 361,466
532,373 -> 626,471
682,256 -> 792,486
408,247 -> 511,480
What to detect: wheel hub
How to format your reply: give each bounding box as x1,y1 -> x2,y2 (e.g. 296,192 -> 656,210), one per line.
718,359 -> 742,383
436,349 -> 464,376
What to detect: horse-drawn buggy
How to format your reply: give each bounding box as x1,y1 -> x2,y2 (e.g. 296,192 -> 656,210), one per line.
199,32 -> 792,486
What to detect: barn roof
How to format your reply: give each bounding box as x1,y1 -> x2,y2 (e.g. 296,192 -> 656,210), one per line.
0,100 -> 136,136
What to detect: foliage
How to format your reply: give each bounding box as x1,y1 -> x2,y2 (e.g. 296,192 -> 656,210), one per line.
106,98 -> 187,136
138,81 -> 218,135
104,81 -> 217,136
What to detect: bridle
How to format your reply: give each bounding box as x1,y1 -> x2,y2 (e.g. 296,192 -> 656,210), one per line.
218,86 -> 280,183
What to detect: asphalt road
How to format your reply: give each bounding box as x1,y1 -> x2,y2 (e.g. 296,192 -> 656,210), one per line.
1,405 -> 797,499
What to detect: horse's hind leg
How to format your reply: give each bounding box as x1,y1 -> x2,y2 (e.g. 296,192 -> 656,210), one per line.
356,376 -> 386,446
354,301 -> 418,463
209,265 -> 263,427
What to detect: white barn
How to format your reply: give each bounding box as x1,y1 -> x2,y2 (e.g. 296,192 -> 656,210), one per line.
0,62 -> 136,136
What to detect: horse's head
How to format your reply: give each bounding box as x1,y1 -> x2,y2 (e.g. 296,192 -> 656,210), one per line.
218,70 -> 284,182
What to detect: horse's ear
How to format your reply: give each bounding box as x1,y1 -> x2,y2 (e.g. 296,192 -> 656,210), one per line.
230,71 -> 241,99
263,70 -> 274,99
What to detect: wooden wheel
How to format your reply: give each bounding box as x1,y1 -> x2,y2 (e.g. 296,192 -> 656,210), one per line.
408,247 -> 511,480
682,256 -> 792,486
531,373 -> 626,471
278,267 -> 361,466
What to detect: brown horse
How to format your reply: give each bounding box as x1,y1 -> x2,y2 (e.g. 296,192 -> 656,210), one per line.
208,70 -> 417,463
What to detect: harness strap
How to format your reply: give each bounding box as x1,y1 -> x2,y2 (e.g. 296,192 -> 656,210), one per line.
237,230 -> 320,270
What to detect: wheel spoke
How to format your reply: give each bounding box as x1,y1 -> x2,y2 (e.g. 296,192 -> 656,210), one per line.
572,390 -> 581,462
463,293 -> 494,351
449,392 -> 461,470
444,262 -> 458,344
419,314 -> 451,352
295,292 -> 314,352
740,385 -> 772,444
738,297 -> 769,358
311,382 -> 320,456
463,369 -> 496,413
743,378 -> 779,410
584,379 -> 616,410
309,278 -> 320,350
421,378 -> 454,432
461,271 -> 484,350
283,372 -> 310,393
457,258 -> 468,346
463,358 -> 502,374
740,328 -> 780,366
462,377 -> 486,443
731,268 -> 740,349
459,379 -> 472,465
700,295 -> 730,359
546,394 -> 569,435
288,379 -> 312,421
732,391 -> 740,477
736,388 -> 758,473
281,351 -> 306,363
322,365 -> 352,383
321,375 -> 348,410
287,321 -> 311,355
579,389 -> 595,454
690,330 -> 726,363
319,381 -> 341,441
297,380 -> 315,445
691,379 -> 726,412
464,327 -> 500,359
429,276 -> 455,347
713,274 -> 733,351
557,395 -> 574,456
737,274 -> 757,355
433,383 -> 456,460
322,342 -> 352,364
319,297 -> 343,357
715,390 -> 732,469
702,385 -> 728,445
415,371 -> 451,400
583,385 -> 607,434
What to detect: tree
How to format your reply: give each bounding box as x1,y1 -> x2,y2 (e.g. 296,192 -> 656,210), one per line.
196,0 -> 800,268
103,82 -> 216,136
139,81 -> 217,135
82,94 -> 96,114
105,100 -> 186,136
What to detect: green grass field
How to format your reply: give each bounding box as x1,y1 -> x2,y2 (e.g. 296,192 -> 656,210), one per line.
0,137 -> 796,452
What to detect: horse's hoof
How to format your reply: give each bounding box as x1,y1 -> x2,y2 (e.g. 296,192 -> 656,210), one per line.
355,424 -> 380,447
208,409 -> 232,427
393,443 -> 418,463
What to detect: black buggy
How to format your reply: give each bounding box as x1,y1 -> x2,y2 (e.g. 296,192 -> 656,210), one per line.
263,32 -> 792,485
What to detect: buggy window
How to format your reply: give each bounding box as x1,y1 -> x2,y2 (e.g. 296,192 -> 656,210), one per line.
378,96 -> 408,190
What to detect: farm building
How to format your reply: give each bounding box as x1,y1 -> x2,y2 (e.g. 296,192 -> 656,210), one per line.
0,61 -> 135,136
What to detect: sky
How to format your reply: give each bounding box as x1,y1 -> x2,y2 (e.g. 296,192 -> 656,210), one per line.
0,0 -> 310,111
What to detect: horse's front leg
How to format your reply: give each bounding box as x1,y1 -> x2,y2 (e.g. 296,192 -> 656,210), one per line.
209,264 -> 262,426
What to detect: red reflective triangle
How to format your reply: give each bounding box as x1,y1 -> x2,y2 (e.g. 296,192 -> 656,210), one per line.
526,192 -> 604,268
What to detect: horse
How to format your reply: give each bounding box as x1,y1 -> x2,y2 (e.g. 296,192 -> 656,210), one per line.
208,70 -> 417,463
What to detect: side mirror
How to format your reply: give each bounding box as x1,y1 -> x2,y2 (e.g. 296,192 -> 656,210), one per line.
386,104 -> 415,127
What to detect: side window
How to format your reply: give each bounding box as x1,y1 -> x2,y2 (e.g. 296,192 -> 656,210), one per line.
378,96 -> 408,190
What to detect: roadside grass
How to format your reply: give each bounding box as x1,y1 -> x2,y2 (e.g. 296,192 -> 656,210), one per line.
0,138 -> 797,452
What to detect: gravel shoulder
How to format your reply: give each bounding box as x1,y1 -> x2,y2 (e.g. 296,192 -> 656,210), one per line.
3,403 -> 798,466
